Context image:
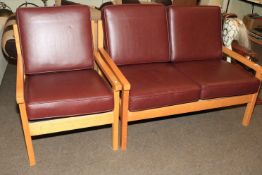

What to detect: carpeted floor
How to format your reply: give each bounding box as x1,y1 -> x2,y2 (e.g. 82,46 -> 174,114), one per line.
0,60 -> 261,175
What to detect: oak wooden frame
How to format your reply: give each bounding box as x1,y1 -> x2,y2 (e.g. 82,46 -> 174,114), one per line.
14,21 -> 121,166
97,20 -> 262,150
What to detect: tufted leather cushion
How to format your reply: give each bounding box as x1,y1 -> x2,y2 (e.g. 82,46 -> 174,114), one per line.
120,63 -> 200,111
17,6 -> 94,74
25,70 -> 114,120
176,60 -> 260,99
168,6 -> 223,62
103,4 -> 170,66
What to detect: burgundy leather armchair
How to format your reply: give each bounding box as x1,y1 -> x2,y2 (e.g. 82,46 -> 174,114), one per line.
99,5 -> 262,149
14,6 -> 121,166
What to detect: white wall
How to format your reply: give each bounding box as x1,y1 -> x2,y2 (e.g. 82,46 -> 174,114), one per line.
200,0 -> 262,19
0,0 -> 113,11
200,0 -> 222,6
0,0 -> 54,11
60,0 -> 109,7
228,0 -> 262,19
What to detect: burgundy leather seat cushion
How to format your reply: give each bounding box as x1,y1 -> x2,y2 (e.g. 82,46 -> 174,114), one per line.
25,70 -> 114,120
103,4 -> 170,65
17,6 -> 94,74
120,63 -> 201,111
168,6 -> 223,62
176,60 -> 260,99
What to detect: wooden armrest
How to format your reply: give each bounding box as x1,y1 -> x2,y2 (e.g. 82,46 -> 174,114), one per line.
231,41 -> 256,58
16,56 -> 25,104
223,46 -> 262,79
94,52 -> 122,91
99,48 -> 131,90
13,24 -> 25,104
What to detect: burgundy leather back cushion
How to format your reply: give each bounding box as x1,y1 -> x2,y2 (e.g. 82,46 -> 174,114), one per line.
168,6 -> 222,62
103,4 -> 170,65
17,6 -> 94,74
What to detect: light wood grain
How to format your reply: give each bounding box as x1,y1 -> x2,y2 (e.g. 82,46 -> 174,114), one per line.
91,20 -> 98,51
94,52 -> 121,91
256,71 -> 262,80
19,104 -> 36,166
99,48 -> 131,90
98,20 -> 103,49
13,24 -> 25,104
128,94 -> 253,121
112,91 -> 120,150
30,112 -> 114,136
242,91 -> 260,126
120,91 -> 129,150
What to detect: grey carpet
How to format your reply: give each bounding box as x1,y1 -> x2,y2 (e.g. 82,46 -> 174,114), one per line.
0,63 -> 261,175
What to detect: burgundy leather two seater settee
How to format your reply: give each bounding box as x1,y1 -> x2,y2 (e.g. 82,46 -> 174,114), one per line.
99,4 -> 262,149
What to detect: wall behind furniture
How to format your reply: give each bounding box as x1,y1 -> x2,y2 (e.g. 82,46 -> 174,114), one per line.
0,0 -> 54,10
0,0 -> 50,85
2,0 -> 261,17
0,0 -> 115,11
63,0 -> 111,7
228,0 -> 261,19
200,0 -> 261,19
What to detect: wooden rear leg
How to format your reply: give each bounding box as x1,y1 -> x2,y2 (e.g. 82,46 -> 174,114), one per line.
112,91 -> 120,150
121,91 -> 129,150
19,104 -> 36,166
242,93 -> 259,126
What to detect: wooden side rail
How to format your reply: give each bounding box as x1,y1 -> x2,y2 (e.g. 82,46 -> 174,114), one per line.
99,48 -> 131,90
94,51 -> 122,91
128,94 -> 253,122
13,24 -> 25,104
